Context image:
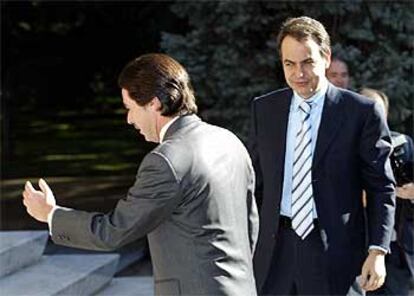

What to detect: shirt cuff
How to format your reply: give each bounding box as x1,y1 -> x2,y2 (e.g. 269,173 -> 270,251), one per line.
47,206 -> 61,236
368,245 -> 388,254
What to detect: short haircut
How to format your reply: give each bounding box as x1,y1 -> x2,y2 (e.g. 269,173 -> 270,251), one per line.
118,53 -> 197,116
276,16 -> 331,59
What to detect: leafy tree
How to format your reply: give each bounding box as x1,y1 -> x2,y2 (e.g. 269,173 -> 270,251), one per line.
161,0 -> 413,139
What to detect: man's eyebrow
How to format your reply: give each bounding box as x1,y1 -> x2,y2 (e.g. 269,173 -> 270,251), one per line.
302,58 -> 313,63
283,58 -> 313,64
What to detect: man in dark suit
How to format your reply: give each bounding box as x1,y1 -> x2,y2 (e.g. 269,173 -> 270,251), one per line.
22,53 -> 259,296
360,87 -> 414,296
249,17 -> 396,295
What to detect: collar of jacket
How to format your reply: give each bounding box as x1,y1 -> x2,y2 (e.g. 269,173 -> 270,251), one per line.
163,114 -> 201,141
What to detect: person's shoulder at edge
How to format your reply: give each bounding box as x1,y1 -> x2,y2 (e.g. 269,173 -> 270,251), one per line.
332,85 -> 380,112
336,86 -> 374,104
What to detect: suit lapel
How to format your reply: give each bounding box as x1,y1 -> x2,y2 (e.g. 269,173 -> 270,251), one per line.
272,91 -> 292,173
313,84 -> 344,170
258,89 -> 292,175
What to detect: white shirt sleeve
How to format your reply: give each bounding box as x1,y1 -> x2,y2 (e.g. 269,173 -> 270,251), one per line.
47,206 -> 61,236
368,245 -> 388,254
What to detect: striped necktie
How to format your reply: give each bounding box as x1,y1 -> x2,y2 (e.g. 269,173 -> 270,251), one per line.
291,101 -> 314,239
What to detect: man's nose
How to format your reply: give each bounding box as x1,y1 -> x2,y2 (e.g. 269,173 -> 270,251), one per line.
295,64 -> 304,77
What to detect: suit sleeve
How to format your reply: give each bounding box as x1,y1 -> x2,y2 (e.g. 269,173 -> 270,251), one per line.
360,102 -> 396,251
248,99 -> 264,212
247,159 -> 259,254
51,152 -> 181,251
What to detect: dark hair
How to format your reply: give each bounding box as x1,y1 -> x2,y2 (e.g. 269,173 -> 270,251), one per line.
276,16 -> 331,59
118,53 -> 197,116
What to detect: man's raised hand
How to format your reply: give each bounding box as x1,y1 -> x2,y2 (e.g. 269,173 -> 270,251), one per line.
22,179 -> 55,223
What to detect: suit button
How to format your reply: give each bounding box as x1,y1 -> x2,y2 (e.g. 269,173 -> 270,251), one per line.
271,234 -> 276,239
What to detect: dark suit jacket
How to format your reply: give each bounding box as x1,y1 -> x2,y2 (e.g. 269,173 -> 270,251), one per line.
249,84 -> 396,294
51,115 -> 259,296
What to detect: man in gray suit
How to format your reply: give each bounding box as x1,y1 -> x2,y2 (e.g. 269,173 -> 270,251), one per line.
22,53 -> 259,296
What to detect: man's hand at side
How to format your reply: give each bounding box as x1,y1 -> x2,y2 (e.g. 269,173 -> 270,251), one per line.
22,178 -> 56,223
359,249 -> 386,291
396,182 -> 414,200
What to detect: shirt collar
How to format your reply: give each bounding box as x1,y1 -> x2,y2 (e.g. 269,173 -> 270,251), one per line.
292,78 -> 328,111
159,116 -> 180,143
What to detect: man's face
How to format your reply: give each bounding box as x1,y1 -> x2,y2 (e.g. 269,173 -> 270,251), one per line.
281,35 -> 331,99
326,60 -> 350,89
122,89 -> 159,143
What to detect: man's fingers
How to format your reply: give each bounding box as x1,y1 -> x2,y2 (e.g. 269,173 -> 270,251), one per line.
377,277 -> 385,289
39,178 -> 56,206
359,277 -> 368,290
22,190 -> 33,203
359,267 -> 369,289
366,274 -> 377,290
22,194 -> 28,207
402,183 -> 414,189
25,181 -> 37,194
367,272 -> 377,285
38,179 -> 49,194
364,273 -> 385,291
22,192 -> 33,216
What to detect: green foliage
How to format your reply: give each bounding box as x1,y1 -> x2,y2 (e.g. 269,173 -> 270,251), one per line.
161,1 -> 414,139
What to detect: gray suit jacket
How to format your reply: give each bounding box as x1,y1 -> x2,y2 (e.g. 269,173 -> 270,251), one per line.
51,115 -> 259,296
